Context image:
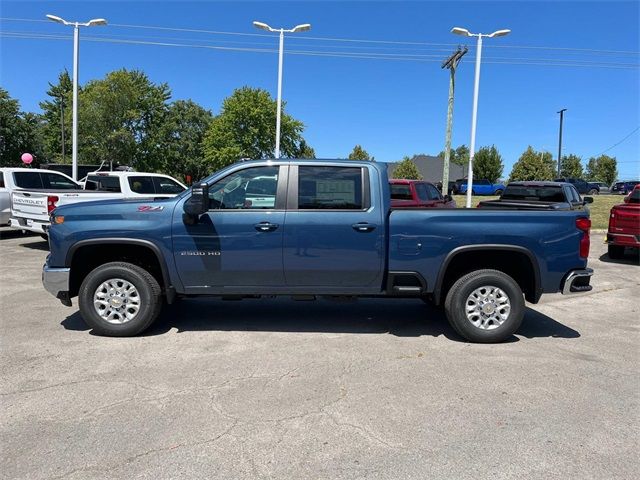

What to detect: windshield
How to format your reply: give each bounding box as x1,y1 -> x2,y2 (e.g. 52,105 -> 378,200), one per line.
629,188 -> 640,203
501,185 -> 566,202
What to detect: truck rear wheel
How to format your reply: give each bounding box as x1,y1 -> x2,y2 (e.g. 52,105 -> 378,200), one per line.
78,262 -> 162,337
444,269 -> 524,343
607,245 -> 625,259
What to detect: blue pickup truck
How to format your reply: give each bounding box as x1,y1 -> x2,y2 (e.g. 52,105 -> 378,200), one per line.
457,179 -> 506,196
43,160 -> 593,343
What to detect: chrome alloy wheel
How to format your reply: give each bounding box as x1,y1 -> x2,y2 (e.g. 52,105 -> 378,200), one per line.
93,278 -> 141,324
465,285 -> 511,330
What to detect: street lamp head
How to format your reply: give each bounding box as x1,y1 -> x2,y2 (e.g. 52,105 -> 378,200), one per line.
451,27 -> 471,37
253,21 -> 273,32
87,18 -> 108,27
488,29 -> 511,38
46,14 -> 67,25
292,23 -> 311,33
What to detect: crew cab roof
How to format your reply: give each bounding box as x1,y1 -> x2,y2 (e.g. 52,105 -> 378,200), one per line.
507,181 -> 569,188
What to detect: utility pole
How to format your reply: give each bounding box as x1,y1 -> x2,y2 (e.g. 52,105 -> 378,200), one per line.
441,46 -> 468,196
557,108 -> 567,177
59,95 -> 65,162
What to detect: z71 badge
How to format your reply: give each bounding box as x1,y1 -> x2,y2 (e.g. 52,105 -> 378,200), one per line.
179,251 -> 221,256
137,206 -> 164,212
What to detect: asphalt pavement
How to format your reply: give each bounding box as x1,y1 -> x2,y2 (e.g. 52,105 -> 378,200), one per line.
0,228 -> 638,480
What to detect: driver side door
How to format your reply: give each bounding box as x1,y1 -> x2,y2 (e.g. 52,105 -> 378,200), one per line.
173,165 -> 287,292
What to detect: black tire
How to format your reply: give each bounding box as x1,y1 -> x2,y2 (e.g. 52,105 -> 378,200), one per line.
608,245 -> 625,259
494,189 -> 503,196
78,262 -> 162,337
444,269 -> 524,343
588,189 -> 599,195
39,234 -> 48,240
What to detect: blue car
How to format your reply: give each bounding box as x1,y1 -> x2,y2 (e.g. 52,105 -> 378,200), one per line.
458,179 -> 506,196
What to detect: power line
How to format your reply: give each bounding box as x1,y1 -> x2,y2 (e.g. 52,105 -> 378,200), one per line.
595,126 -> 640,156
2,31 -> 639,69
1,16 -> 638,56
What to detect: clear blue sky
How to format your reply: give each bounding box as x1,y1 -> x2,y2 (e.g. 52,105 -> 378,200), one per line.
1,1 -> 639,179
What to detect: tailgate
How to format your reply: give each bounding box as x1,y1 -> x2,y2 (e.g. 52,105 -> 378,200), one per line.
611,205 -> 640,233
11,191 -> 49,221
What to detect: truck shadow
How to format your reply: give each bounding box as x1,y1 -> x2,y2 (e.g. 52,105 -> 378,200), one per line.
0,228 -> 35,240
598,252 -> 640,266
61,298 -> 580,342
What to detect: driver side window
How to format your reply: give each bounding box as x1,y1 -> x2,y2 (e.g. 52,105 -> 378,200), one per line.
208,166 -> 279,210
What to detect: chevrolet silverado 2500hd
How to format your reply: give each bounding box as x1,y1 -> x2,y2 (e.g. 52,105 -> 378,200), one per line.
42,160 -> 593,343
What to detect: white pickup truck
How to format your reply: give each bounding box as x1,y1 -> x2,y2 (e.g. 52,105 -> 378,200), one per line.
1,168 -> 81,227
10,171 -> 186,235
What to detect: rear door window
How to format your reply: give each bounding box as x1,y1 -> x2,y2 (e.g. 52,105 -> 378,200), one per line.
298,166 -> 363,210
42,172 -> 78,190
0,172 -> 5,188
13,172 -> 43,189
128,176 -> 156,194
390,184 -> 412,200
85,175 -> 122,192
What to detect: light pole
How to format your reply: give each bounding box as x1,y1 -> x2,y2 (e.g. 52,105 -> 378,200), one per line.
253,21 -> 311,159
557,108 -> 567,177
452,26 -> 510,207
47,14 -> 107,180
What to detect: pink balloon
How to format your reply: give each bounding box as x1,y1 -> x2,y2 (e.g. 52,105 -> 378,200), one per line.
21,153 -> 33,165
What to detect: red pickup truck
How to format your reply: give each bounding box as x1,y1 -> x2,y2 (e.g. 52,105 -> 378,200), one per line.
607,184 -> 640,259
390,179 -> 457,208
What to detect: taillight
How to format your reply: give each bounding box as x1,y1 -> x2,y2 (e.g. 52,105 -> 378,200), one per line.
576,217 -> 591,258
47,195 -> 59,214
609,211 -> 616,230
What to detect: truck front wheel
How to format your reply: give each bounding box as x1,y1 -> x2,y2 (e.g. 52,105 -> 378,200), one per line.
78,262 -> 162,337
444,269 -> 524,343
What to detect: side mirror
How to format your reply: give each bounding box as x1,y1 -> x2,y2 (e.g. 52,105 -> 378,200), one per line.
443,194 -> 453,203
183,182 -> 209,221
583,196 -> 594,204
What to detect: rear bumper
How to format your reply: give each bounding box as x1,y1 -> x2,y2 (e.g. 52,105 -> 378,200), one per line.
10,216 -> 49,234
606,233 -> 640,247
561,268 -> 593,295
42,263 -> 72,306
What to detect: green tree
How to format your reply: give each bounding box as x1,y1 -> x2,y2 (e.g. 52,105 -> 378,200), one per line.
585,154 -> 618,185
78,69 -> 171,171
0,88 -> 45,167
203,87 -> 306,171
155,99 -> 213,183
439,144 -> 469,166
392,156 -> 423,179
39,70 -> 72,163
560,154 -> 583,178
472,145 -> 504,183
295,139 -> 316,159
509,146 -> 556,181
348,144 -> 372,161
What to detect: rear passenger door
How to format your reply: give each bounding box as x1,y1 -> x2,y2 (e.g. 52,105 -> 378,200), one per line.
282,165 -> 384,291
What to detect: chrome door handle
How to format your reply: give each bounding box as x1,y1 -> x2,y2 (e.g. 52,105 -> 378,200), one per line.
352,222 -> 376,233
254,222 -> 279,232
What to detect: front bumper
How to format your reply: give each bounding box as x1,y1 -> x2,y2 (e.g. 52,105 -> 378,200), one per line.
42,263 -> 72,306
561,268 -> 594,295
